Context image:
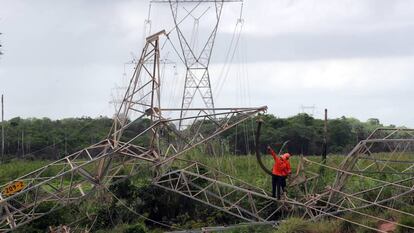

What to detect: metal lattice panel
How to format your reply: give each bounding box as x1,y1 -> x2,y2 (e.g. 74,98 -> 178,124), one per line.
153,159 -> 308,222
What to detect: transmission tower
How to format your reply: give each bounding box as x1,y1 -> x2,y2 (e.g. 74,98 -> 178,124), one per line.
300,104 -> 315,116
152,0 -> 243,129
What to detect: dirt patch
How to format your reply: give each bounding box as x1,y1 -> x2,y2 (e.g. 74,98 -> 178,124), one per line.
378,222 -> 396,233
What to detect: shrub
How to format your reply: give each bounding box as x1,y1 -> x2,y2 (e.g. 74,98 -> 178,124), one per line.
123,223 -> 148,233
355,219 -> 378,233
397,216 -> 414,233
338,218 -> 357,233
275,218 -> 312,233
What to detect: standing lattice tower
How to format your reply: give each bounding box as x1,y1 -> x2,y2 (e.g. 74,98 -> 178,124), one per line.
151,0 -> 242,129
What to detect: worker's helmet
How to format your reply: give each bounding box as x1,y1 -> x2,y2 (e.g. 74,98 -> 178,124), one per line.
282,153 -> 291,160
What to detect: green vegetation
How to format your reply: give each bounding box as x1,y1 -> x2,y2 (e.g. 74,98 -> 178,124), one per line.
1,116 -> 113,159
1,153 -> 412,233
397,216 -> 414,233
229,114 -> 393,155
0,113 -> 409,232
0,114 -> 397,161
273,218 -> 338,233
0,159 -> 50,183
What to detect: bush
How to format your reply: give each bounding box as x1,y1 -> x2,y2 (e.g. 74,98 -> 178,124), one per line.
337,218 -> 357,233
276,218 -> 338,233
397,216 -> 414,233
355,219 -> 378,233
275,218 -> 312,233
307,220 -> 338,233
123,223 -> 148,233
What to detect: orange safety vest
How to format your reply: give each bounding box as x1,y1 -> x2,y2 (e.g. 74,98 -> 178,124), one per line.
268,148 -> 287,176
282,159 -> 291,176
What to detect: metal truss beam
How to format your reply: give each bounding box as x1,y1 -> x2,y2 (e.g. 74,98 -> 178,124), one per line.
153,159 -> 310,222
288,128 -> 414,226
0,138 -> 164,232
331,128 -> 414,195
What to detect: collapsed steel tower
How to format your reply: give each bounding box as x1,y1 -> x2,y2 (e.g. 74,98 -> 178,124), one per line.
0,30 -> 271,232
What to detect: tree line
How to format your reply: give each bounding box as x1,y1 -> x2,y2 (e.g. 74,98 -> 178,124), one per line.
225,113 -> 393,156
0,114 -> 397,160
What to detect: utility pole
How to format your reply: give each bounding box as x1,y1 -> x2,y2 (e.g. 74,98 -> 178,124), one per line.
21,130 -> 24,156
322,108 -> 328,164
64,132 -> 67,155
1,94 -> 4,160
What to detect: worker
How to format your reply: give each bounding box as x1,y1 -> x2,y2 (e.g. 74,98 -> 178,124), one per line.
280,153 -> 292,197
267,145 -> 287,200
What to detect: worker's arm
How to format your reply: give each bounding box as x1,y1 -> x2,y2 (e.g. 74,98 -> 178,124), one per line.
267,146 -> 278,162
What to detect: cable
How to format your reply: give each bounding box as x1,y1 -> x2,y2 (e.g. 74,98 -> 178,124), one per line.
214,2 -> 245,100
214,19 -> 243,98
358,156 -> 414,164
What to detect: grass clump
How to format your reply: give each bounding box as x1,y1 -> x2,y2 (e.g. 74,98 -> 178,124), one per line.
123,222 -> 148,233
338,219 -> 357,233
355,219 -> 378,233
274,218 -> 338,233
274,218 -> 311,233
397,215 -> 414,233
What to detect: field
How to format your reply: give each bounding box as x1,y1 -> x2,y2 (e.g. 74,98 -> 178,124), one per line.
1,153 -> 414,233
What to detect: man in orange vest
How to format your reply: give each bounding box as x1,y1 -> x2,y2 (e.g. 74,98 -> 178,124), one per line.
267,146 -> 292,199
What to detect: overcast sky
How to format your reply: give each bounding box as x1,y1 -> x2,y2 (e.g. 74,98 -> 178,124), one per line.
0,0 -> 414,127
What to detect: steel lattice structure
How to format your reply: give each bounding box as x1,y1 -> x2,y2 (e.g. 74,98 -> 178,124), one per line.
324,128 -> 414,213
153,159 -> 312,222
151,0 -> 242,129
0,30 -> 268,232
282,128 -> 414,231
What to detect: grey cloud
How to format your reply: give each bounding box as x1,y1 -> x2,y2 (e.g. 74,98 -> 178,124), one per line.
211,24 -> 414,63
1,0 -> 414,129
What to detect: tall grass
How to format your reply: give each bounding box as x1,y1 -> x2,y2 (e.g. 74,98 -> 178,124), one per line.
0,159 -> 51,184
